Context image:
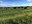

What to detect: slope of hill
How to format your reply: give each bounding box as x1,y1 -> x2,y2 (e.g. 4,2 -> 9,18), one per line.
0,6 -> 32,24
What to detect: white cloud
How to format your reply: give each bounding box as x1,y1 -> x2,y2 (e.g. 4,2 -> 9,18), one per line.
0,1 -> 3,2
28,3 -> 32,6
27,0 -> 32,2
0,1 -> 3,4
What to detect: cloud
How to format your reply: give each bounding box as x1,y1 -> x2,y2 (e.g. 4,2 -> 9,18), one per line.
0,1 -> 3,4
0,0 -> 32,7
0,3 -> 32,7
28,3 -> 32,6
27,0 -> 32,2
0,1 -> 3,2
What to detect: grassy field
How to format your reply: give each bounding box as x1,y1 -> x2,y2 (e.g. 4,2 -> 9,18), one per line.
0,6 -> 32,24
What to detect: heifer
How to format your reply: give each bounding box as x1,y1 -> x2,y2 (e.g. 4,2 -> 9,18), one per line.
13,7 -> 16,9
21,7 -> 23,8
24,7 -> 27,9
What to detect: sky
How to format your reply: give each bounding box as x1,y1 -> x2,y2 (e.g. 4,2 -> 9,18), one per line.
0,0 -> 32,7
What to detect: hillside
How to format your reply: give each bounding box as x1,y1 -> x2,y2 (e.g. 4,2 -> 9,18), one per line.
0,6 -> 32,24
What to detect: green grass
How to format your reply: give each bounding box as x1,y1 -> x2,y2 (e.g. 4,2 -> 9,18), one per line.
0,7 -> 32,24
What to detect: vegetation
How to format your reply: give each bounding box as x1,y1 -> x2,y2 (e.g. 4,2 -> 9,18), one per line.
0,6 -> 32,24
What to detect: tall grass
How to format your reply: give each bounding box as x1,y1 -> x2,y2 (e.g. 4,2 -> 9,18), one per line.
0,7 -> 32,24
0,16 -> 32,24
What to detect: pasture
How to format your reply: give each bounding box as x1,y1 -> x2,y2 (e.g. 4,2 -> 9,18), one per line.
0,6 -> 32,24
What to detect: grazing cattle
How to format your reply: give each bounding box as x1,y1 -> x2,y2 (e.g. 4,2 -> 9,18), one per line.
13,7 -> 16,9
21,7 -> 23,8
8,7 -> 10,8
24,7 -> 27,9
18,7 -> 20,8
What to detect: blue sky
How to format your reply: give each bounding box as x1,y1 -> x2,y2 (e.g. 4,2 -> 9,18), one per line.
0,0 -> 32,7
